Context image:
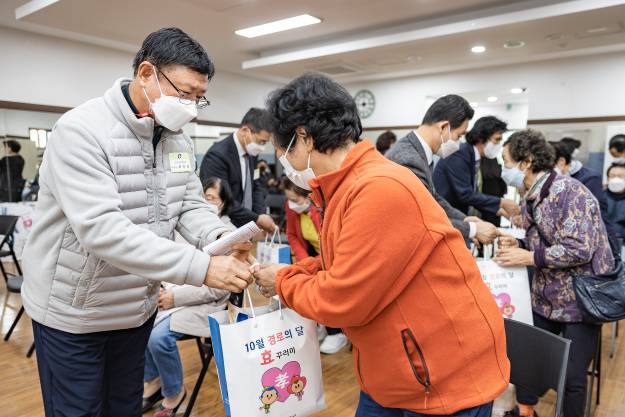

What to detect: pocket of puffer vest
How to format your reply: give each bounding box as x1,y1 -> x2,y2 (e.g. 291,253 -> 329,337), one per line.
71,254 -> 100,308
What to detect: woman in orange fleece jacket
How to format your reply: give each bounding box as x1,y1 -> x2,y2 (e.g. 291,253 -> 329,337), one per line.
255,73 -> 510,417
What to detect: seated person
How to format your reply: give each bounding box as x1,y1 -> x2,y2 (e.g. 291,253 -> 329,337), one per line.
283,177 -> 349,354
433,116 -> 519,218
142,177 -> 233,417
606,163 -> 625,241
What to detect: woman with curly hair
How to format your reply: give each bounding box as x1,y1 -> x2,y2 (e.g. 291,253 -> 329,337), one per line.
254,73 -> 509,417
495,129 -> 614,417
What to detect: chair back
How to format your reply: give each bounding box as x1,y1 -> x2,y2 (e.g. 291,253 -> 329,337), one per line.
0,215 -> 19,248
504,318 -> 571,417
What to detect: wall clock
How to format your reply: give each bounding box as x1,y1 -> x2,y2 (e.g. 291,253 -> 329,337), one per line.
354,89 -> 375,119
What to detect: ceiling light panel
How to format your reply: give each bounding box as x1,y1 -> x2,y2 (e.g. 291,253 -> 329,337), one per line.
235,14 -> 321,38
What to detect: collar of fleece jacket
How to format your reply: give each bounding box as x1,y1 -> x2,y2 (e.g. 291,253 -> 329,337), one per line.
309,140 -> 375,209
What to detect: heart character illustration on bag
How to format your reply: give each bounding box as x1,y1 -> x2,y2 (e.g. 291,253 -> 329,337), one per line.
287,375 -> 307,401
259,386 -> 280,414
494,293 -> 516,319
259,361 -> 308,413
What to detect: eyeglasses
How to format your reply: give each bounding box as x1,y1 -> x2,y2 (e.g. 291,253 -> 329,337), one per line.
157,68 -> 210,109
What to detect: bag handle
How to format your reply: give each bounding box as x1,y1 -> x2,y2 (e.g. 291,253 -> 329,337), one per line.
244,288 -> 284,325
268,228 -> 282,247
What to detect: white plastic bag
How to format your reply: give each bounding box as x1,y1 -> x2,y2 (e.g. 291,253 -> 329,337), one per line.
209,293 -> 326,417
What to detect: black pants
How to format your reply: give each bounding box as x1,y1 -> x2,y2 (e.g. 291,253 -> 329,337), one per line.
327,326 -> 342,335
516,313 -> 599,417
32,314 -> 156,417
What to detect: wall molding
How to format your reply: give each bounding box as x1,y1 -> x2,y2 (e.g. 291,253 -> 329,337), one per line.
6,99 -> 624,131
0,100 -> 241,128
526,115 -> 625,125
361,115 -> 625,132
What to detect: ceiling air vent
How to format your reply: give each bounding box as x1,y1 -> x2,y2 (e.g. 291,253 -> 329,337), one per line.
314,64 -> 359,75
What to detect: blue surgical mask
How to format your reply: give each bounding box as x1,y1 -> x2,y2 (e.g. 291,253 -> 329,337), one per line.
501,163 -> 526,189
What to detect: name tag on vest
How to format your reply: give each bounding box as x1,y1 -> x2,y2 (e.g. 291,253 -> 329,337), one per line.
169,152 -> 192,173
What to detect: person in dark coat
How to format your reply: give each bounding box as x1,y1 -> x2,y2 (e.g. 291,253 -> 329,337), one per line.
606,163 -> 625,241
199,108 -> 276,231
433,116 -> 519,218
0,140 -> 25,202
552,141 -> 621,257
480,157 -> 508,226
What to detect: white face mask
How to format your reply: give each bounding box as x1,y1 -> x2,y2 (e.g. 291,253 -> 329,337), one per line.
568,160 -> 583,175
608,177 -> 625,194
484,141 -> 502,159
143,66 -> 197,132
279,133 -> 316,191
501,163 -> 526,189
554,167 -> 568,176
437,125 -> 460,158
245,133 -> 266,156
614,157 -> 625,164
288,199 -> 310,214
572,148 -> 581,160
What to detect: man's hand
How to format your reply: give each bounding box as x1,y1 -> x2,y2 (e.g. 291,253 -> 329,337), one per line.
256,214 -> 277,233
493,248 -> 534,267
204,255 -> 253,292
500,199 -> 521,217
475,221 -> 498,244
158,290 -> 175,310
254,264 -> 288,298
464,216 -> 482,223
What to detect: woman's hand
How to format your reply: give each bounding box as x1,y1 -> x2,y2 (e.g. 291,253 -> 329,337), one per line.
254,264 -> 288,298
493,248 -> 535,267
158,289 -> 175,310
497,232 -> 519,249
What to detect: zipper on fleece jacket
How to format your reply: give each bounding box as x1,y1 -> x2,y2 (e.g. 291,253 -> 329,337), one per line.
401,328 -> 432,397
317,186 -> 328,271
355,347 -> 368,392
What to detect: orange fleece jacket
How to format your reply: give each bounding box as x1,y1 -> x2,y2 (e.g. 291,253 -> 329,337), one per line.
276,141 -> 510,414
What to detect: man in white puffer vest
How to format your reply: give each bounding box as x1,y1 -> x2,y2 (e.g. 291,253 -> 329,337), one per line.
21,27 -> 254,417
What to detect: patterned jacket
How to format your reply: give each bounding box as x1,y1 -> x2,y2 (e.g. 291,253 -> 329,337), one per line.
520,172 -> 614,322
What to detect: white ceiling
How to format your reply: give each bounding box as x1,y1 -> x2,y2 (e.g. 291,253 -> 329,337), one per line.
2,0 -> 625,84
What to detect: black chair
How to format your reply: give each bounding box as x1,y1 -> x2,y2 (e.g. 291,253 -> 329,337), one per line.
504,318 -> 571,417
585,329 -> 602,417
176,335 -> 214,417
0,216 -> 25,342
609,321 -> 619,358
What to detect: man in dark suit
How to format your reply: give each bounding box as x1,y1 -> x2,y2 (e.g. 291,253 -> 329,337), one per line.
433,116 -> 519,218
200,108 -> 276,231
552,139 -> 621,257
386,95 -> 498,245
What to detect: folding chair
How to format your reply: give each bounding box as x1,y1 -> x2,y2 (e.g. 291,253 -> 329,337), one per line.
179,335 -> 214,417
504,318 -> 571,417
0,216 -> 25,342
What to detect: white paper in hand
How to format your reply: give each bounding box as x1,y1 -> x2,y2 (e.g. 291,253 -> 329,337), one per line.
203,221 -> 262,256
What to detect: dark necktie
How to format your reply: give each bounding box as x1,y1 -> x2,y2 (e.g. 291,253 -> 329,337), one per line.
243,155 -> 253,210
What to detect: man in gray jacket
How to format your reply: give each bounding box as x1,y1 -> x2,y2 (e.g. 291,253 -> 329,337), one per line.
21,27 -> 253,417
386,95 -> 499,245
